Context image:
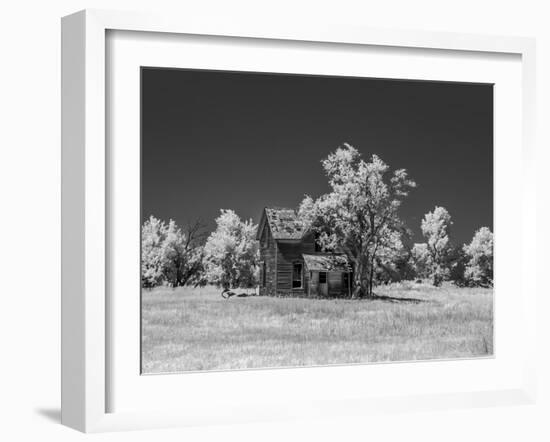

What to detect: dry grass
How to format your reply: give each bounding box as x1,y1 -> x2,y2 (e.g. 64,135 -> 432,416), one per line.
141,282 -> 493,373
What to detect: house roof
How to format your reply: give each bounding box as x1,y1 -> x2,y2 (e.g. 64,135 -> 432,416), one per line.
302,254 -> 351,272
259,207 -> 305,240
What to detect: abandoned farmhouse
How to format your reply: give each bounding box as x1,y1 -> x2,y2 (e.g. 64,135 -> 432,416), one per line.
256,207 -> 352,297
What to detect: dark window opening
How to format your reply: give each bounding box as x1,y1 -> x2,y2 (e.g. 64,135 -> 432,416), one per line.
319,271 -> 327,284
262,262 -> 267,287
292,262 -> 303,289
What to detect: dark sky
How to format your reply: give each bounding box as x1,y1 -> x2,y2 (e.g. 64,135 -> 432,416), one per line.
141,67 -> 493,246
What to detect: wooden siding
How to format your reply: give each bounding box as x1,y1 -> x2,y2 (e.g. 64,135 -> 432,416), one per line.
259,223 -> 277,296
328,271 -> 343,296
259,223 -> 351,297
306,270 -> 317,296
275,233 -> 315,295
307,270 -> 349,297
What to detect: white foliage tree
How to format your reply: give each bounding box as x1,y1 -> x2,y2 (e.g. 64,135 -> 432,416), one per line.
298,143 -> 416,298
141,216 -> 168,288
420,206 -> 453,286
161,220 -> 205,287
410,242 -> 432,279
203,209 -> 259,289
141,216 -> 205,288
463,227 -> 494,287
373,227 -> 407,283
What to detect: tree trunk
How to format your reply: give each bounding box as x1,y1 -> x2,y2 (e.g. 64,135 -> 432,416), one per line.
350,255 -> 379,298
352,257 -> 370,298
176,257 -> 183,287
352,261 -> 362,298
367,265 -> 375,298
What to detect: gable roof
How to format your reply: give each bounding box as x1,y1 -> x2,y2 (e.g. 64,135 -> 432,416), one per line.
302,254 -> 351,272
257,207 -> 305,240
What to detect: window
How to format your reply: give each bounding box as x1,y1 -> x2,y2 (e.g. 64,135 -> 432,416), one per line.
319,271 -> 327,284
262,262 -> 267,287
292,262 -> 303,289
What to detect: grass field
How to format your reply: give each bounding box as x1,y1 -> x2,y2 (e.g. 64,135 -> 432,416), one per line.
141,283 -> 493,373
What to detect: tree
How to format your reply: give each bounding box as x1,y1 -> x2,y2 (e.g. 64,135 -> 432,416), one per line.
447,244 -> 468,286
203,210 -> 259,289
141,216 -> 206,288
373,228 -> 408,284
141,216 -> 168,288
410,243 -> 432,280
420,206 -> 453,286
161,219 -> 206,287
463,227 -> 494,287
298,143 -> 416,298
380,228 -> 416,282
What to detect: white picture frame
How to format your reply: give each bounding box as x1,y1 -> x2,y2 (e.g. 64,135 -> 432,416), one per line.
61,9 -> 537,433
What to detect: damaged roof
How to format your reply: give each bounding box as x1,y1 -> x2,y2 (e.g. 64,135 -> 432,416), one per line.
260,207 -> 305,240
302,254 -> 352,272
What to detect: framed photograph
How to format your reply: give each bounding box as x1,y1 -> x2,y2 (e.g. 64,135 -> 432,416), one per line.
61,9 -> 537,432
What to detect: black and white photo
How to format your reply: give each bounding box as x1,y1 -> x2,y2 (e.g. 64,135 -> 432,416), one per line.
140,67 -> 494,374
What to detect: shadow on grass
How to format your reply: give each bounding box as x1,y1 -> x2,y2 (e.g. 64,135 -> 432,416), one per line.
222,292 -> 257,299
231,293 -> 428,303
370,294 -> 426,304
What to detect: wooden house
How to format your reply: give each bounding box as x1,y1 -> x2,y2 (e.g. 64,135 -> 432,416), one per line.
256,207 -> 352,297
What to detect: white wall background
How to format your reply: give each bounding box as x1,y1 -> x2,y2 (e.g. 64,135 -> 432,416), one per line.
0,1 -> 548,441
